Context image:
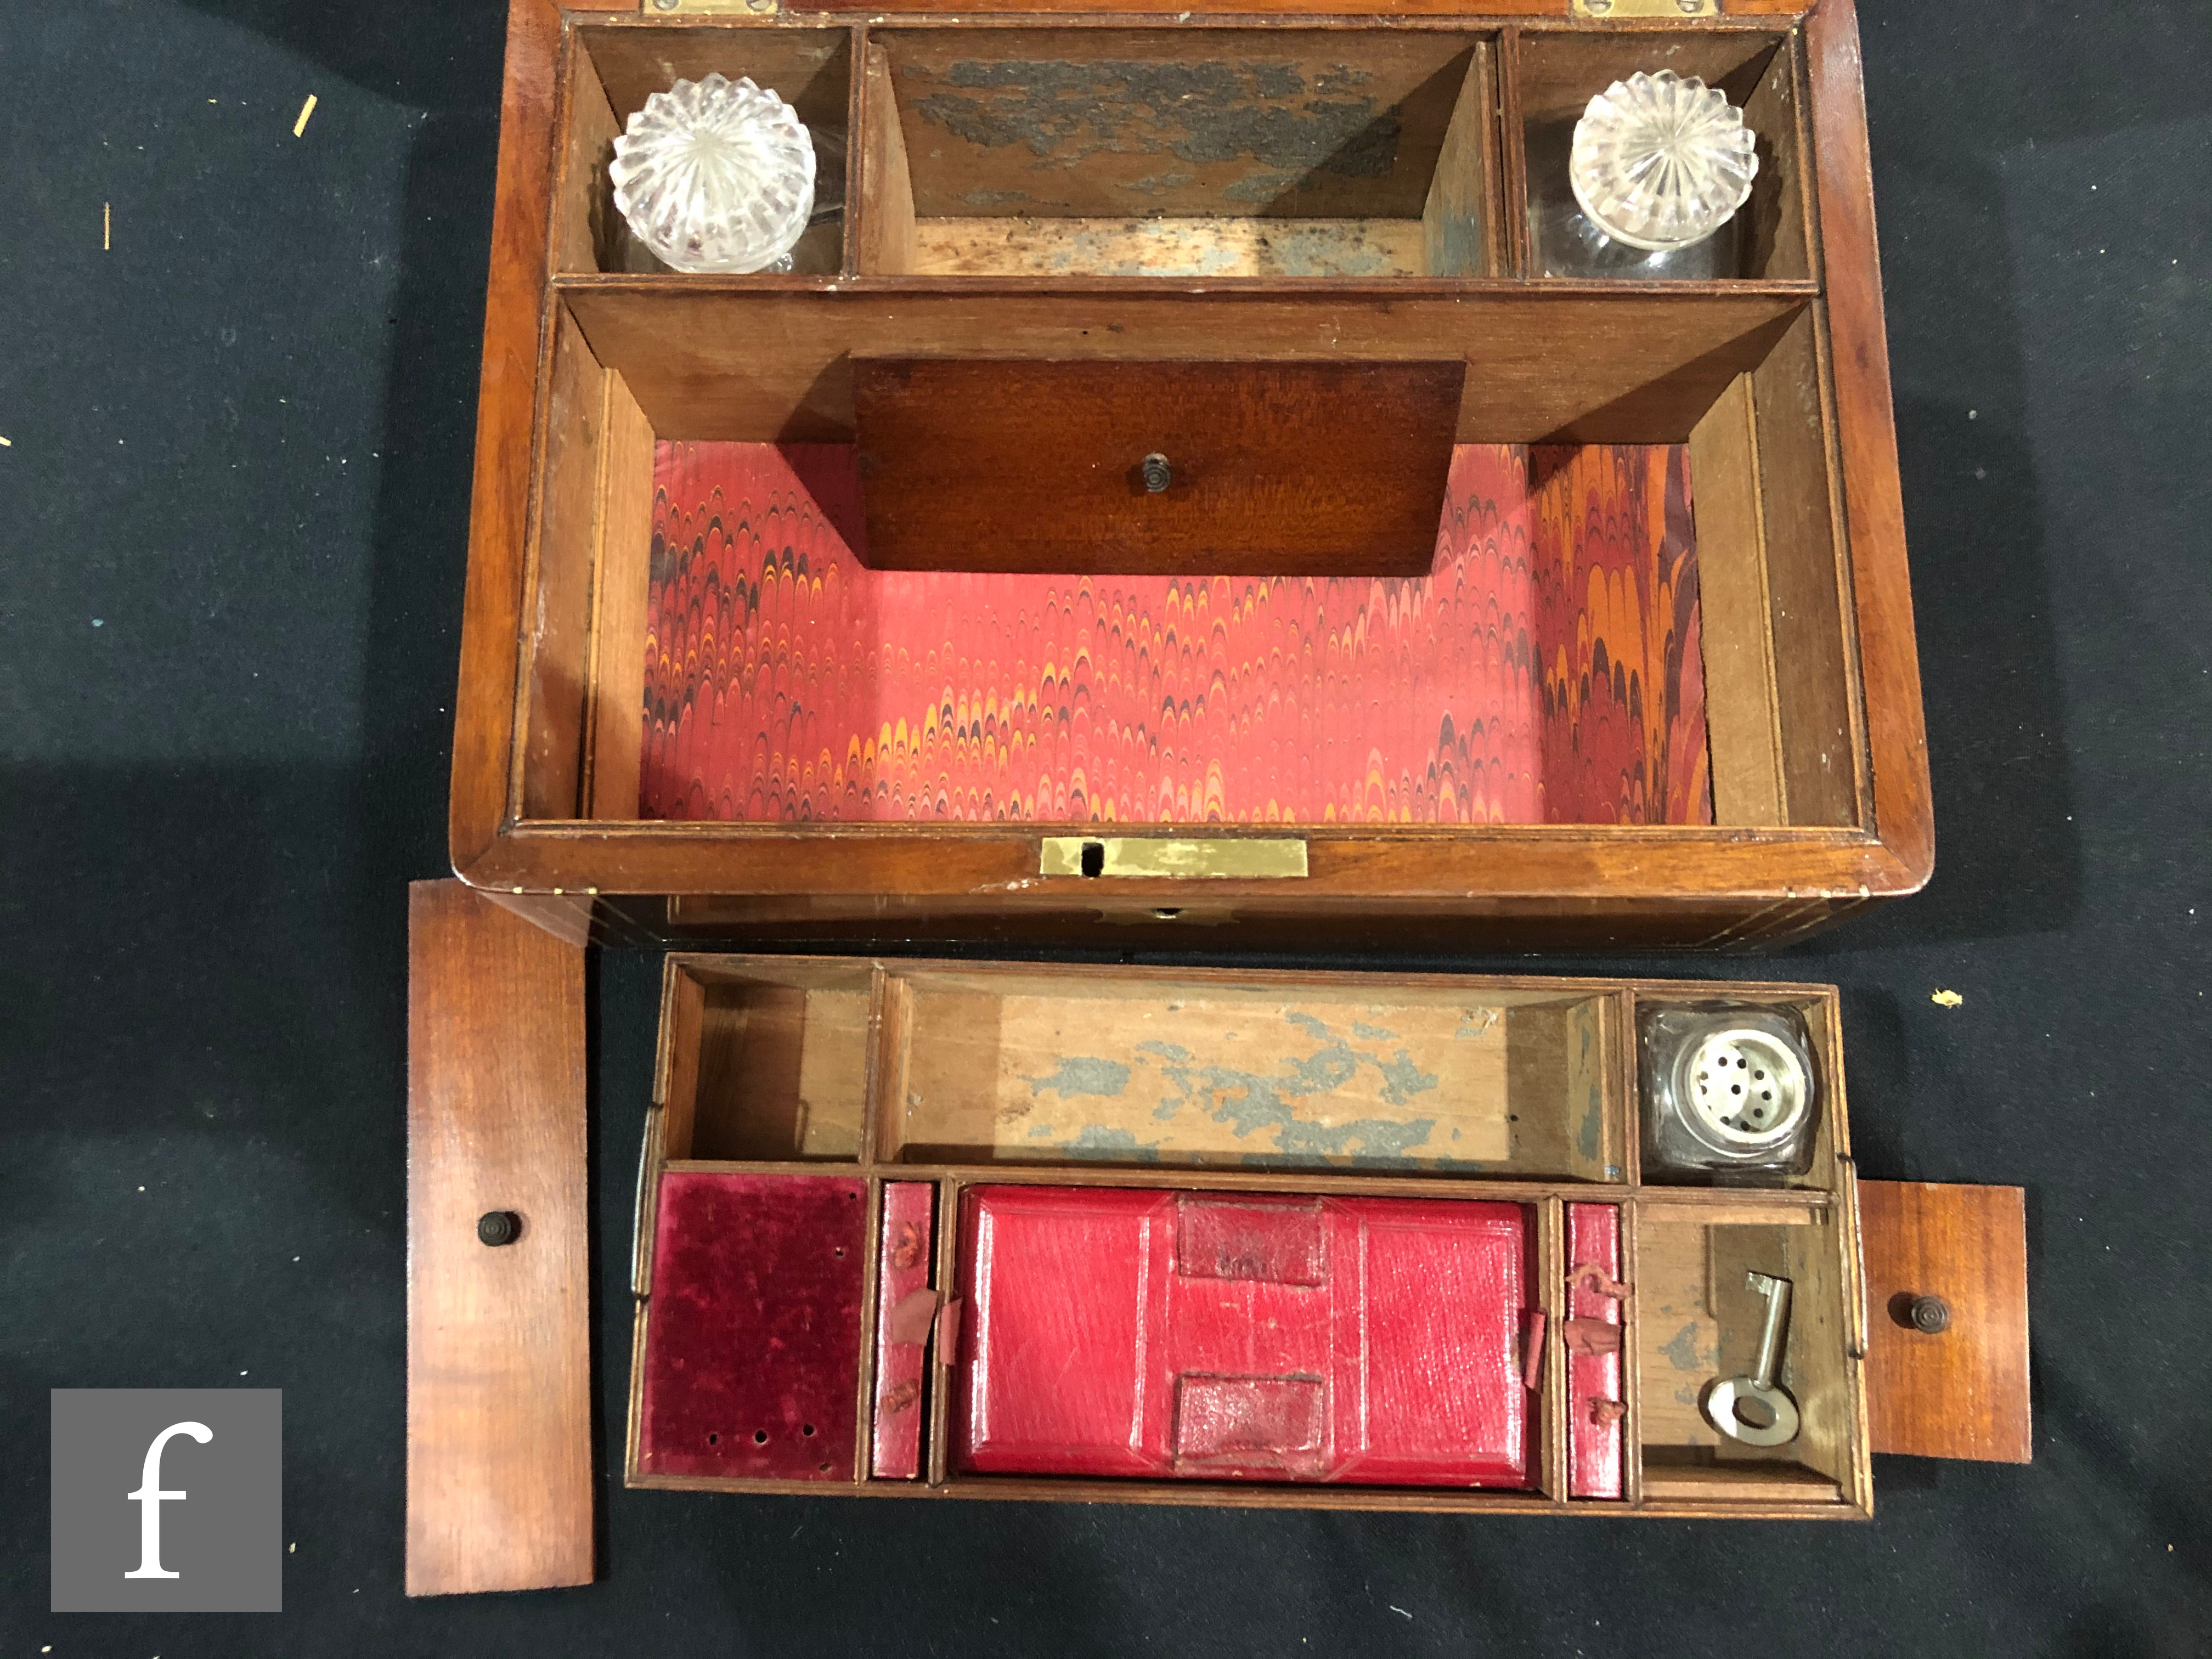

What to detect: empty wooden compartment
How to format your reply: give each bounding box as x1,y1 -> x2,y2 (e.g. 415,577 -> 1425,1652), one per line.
857,27 -> 1503,278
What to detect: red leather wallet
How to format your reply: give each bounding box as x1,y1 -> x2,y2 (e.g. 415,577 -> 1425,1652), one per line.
953,1186 -> 1533,1487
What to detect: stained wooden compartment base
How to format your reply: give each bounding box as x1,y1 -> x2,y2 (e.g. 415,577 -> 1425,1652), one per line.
625,955 -> 1886,1519
449,0 -> 1932,953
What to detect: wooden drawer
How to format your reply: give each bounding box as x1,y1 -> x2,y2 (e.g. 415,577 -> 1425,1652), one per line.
448,0 -> 1929,953
404,885 -> 2029,1592
608,952 -> 2029,1519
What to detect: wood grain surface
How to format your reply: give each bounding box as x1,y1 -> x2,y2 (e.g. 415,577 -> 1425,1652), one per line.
852,357 -> 1464,575
405,879 -> 592,1595
449,0 -> 1925,956
891,983 -> 1513,1167
1859,1181 -> 2032,1463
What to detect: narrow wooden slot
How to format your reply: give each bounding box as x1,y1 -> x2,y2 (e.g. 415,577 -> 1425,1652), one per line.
1620,1195 -> 1643,1504
645,962 -> 707,1284
1496,29 -> 1531,279
552,25 -> 621,278
1752,307 -> 1861,827
623,1299 -> 651,1495
1537,1197 -> 1568,1502
520,308 -> 606,820
924,1175 -> 964,1487
851,1178 -> 885,1480
581,371 -> 654,821
855,42 -> 915,275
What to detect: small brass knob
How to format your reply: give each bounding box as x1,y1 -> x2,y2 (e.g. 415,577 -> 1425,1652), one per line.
477,1210 -> 521,1247
1908,1295 -> 1950,1334
1141,453 -> 1172,493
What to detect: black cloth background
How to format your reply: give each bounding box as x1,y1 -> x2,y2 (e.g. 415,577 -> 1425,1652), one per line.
3,2 -> 2207,1652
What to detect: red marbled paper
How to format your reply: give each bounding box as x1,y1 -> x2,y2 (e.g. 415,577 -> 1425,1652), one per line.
639,441 -> 1709,825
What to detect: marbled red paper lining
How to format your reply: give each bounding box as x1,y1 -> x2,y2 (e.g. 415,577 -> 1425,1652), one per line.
639,442 -> 1709,826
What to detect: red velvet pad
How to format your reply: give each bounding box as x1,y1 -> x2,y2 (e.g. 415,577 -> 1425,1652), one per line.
953,1187 -> 1533,1487
638,1171 -> 866,1480
1566,1203 -> 1627,1499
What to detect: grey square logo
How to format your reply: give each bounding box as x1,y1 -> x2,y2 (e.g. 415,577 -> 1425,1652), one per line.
51,1390 -> 282,1612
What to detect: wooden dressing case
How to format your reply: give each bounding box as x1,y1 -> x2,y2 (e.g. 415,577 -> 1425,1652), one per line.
448,0 -> 1931,955
407,0 -> 2005,1605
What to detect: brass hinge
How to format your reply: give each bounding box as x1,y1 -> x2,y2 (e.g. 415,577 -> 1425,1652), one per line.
1572,0 -> 1720,18
1040,836 -> 1309,881
643,0 -> 779,15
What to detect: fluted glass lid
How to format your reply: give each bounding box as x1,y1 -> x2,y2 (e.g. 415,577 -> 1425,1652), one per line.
1568,70 -> 1758,254
610,72 -> 816,275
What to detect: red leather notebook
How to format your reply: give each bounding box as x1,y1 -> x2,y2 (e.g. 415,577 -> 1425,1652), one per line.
1566,1203 -> 1626,1499
636,1171 -> 866,1480
953,1187 -> 1532,1487
871,1182 -> 936,1479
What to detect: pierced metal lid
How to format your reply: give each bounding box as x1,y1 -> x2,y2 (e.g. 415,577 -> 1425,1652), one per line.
1674,1025 -> 1812,1153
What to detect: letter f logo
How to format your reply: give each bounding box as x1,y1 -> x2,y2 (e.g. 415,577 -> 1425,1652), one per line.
124,1421 -> 212,1579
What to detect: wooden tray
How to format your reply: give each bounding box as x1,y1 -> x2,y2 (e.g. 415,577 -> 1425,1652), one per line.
404,884 -> 2030,1593
446,0 -> 1930,952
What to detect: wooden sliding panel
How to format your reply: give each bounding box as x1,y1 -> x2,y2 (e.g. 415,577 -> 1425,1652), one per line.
1689,373 -> 1787,825
851,357 -> 1465,577
405,881 -> 592,1595
1860,1182 -> 2032,1464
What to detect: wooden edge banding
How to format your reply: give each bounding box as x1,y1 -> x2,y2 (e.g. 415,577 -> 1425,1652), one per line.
406,880 -> 594,1595
1802,0 -> 1933,883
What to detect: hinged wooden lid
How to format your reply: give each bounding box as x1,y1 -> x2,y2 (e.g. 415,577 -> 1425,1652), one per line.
1858,1181 -> 2032,1464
